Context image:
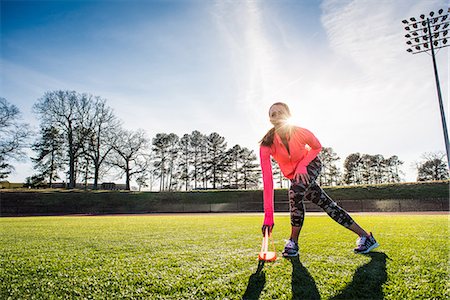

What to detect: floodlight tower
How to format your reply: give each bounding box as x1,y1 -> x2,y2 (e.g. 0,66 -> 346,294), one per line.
402,8 -> 450,168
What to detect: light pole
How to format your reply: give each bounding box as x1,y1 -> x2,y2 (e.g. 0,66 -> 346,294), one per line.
402,8 -> 450,168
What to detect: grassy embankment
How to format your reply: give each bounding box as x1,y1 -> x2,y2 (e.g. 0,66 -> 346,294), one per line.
2,180 -> 449,201
1,181 -> 447,216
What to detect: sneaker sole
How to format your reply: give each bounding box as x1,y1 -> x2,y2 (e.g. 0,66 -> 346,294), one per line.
282,252 -> 299,257
355,242 -> 379,254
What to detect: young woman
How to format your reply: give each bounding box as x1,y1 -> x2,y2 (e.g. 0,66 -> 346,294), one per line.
259,102 -> 379,256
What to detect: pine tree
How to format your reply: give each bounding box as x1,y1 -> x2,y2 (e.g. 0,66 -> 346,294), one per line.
178,134 -> 191,191
31,126 -> 64,187
205,132 -> 227,189
318,147 -> 341,186
240,147 -> 260,189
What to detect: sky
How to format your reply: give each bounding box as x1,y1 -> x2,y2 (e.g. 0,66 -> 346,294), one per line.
1,0 -> 449,187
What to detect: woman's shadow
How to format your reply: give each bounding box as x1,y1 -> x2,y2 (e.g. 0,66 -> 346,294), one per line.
290,255 -> 321,300
243,251 -> 388,300
242,257 -> 320,300
331,252 -> 388,300
242,260 -> 266,300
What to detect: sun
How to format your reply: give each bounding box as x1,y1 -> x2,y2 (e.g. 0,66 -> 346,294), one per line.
285,117 -> 295,127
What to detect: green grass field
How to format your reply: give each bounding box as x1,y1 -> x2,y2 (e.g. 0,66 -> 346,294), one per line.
1,213 -> 448,299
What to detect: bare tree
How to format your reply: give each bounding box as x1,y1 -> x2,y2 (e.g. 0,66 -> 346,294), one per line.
82,96 -> 120,189
0,98 -> 30,179
416,152 -> 449,181
33,91 -> 91,188
0,103 -> 29,179
109,129 -> 149,190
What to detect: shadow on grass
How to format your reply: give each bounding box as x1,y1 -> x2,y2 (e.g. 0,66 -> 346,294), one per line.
242,260 -> 266,300
289,255 -> 321,300
331,251 -> 388,300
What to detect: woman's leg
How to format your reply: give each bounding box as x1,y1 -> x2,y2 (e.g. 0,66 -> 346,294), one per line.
304,184 -> 368,237
300,158 -> 379,253
282,182 -> 306,257
302,157 -> 369,237
288,186 -> 306,243
287,157 -> 322,243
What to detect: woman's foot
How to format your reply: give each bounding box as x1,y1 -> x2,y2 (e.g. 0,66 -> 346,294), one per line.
354,232 -> 379,254
282,238 -> 299,257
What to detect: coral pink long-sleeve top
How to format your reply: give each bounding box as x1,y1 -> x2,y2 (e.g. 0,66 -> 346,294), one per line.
259,126 -> 322,225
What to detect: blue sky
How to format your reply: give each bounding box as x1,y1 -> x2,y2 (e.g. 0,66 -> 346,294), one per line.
1,0 -> 448,185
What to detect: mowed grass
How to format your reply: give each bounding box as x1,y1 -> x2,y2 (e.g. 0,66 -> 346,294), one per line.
1,213 -> 448,299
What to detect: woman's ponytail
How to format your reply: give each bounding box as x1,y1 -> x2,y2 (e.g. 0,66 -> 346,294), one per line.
260,127 -> 275,146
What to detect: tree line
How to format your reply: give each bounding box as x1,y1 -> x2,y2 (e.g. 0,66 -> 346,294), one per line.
1,91 -> 449,190
4,91 -> 262,191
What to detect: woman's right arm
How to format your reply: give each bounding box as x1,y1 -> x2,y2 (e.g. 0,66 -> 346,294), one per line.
260,145 -> 274,229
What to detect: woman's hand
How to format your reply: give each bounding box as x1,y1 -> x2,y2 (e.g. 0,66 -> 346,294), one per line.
261,224 -> 274,236
294,172 -> 310,185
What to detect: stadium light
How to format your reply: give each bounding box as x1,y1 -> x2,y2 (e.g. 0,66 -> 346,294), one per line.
402,7 -> 450,169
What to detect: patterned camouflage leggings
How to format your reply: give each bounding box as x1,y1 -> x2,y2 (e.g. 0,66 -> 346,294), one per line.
289,157 -> 354,228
